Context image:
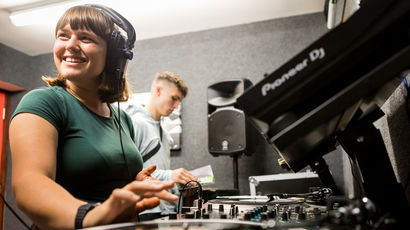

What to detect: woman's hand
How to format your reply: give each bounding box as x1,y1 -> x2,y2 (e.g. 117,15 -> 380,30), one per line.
83,180 -> 178,227
136,164 -> 158,181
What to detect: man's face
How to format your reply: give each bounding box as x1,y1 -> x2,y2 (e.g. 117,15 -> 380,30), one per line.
158,84 -> 183,116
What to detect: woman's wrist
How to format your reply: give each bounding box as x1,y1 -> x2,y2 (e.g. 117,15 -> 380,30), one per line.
79,203 -> 107,229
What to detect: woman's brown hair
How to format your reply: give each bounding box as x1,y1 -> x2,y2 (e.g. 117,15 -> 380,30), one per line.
42,5 -> 131,103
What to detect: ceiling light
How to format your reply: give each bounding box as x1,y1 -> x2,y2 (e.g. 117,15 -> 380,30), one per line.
9,0 -> 91,26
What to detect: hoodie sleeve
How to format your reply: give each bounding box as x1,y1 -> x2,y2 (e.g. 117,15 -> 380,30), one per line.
151,168 -> 173,182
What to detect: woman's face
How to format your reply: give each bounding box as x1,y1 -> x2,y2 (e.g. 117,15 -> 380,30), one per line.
53,24 -> 107,84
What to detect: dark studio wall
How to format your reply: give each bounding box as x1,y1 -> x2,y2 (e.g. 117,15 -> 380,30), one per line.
125,13 -> 337,194
1,12 -> 346,228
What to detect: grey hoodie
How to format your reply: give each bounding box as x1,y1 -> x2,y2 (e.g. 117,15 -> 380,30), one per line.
127,104 -> 179,213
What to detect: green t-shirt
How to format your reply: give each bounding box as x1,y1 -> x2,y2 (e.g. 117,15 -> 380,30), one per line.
12,86 -> 143,202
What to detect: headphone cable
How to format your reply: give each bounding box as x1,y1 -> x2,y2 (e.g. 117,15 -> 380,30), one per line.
177,180 -> 203,215
116,77 -> 132,182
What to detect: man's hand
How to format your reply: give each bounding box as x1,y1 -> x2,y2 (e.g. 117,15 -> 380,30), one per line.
171,168 -> 197,185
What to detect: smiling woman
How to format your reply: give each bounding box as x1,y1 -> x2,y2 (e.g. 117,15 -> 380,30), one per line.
8,4 -> 178,230
53,24 -> 108,89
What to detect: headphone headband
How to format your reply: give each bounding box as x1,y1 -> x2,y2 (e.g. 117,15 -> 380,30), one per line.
88,4 -> 136,50
84,3 -> 136,89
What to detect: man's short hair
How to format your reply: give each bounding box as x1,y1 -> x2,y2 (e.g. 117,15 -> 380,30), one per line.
154,71 -> 188,98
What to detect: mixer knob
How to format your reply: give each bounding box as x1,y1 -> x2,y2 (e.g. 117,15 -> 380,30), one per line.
313,207 -> 321,217
203,213 -> 210,219
244,212 -> 252,221
254,207 -> 260,215
298,212 -> 306,220
181,207 -> 191,214
267,210 -> 276,218
195,210 -> 201,219
184,212 -> 194,219
281,212 -> 288,221
294,206 -> 301,214
219,204 -> 224,212
168,212 -> 177,220
230,204 -> 236,216
262,205 -> 268,212
287,210 -> 292,219
220,213 -> 227,219
207,204 -> 213,212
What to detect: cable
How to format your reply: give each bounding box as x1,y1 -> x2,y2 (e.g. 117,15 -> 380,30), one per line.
177,180 -> 203,214
0,192 -> 31,230
402,77 -> 410,124
115,77 -> 132,182
116,100 -> 132,181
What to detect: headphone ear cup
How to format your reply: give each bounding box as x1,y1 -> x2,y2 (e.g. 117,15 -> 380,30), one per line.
106,30 -> 125,78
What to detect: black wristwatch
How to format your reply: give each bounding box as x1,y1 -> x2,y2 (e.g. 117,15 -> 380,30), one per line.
75,203 -> 100,229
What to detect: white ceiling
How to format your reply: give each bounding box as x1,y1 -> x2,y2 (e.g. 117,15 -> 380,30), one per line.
0,0 -> 325,56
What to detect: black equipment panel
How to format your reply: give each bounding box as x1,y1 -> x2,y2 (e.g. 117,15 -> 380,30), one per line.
236,0 -> 410,172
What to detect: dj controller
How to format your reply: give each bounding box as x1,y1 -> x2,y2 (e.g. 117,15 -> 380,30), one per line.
172,196 -> 330,229
85,189 -> 385,229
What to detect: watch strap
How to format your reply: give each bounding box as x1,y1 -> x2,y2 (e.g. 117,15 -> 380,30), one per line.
75,203 -> 99,229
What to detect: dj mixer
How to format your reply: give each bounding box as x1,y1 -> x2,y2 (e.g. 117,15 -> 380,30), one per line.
85,190 -> 378,230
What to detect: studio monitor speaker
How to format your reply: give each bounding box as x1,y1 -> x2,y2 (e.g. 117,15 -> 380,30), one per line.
207,79 -> 253,156
208,107 -> 246,155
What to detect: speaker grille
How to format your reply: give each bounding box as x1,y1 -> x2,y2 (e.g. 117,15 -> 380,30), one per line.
208,108 -> 246,156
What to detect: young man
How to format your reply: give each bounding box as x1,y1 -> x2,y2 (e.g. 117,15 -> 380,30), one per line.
130,71 -> 197,215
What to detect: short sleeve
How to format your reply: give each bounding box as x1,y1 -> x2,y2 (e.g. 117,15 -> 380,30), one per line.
12,87 -> 66,132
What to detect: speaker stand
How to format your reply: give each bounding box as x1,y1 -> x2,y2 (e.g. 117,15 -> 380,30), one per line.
232,156 -> 239,190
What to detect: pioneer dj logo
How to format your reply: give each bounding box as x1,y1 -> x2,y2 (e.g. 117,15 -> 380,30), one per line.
261,47 -> 325,96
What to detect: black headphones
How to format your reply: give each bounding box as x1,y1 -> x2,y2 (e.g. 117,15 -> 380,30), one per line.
88,4 -> 136,81
85,5 -> 136,180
